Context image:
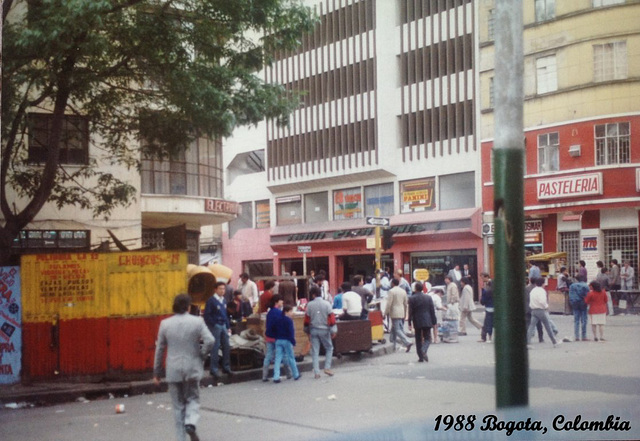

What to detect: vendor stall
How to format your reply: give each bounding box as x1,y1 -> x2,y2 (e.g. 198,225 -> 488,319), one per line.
525,252 -> 569,314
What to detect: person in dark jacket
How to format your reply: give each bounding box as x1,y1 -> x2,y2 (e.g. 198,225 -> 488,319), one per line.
569,281 -> 589,341
478,272 -> 494,343
272,305 -> 301,383
407,282 -> 437,362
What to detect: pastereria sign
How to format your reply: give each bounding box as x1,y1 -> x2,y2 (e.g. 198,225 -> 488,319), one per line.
537,173 -> 603,200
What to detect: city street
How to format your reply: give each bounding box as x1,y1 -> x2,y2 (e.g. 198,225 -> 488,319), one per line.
1,313 -> 639,440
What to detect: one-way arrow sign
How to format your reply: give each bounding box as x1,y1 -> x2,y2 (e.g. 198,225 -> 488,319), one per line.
366,216 -> 390,227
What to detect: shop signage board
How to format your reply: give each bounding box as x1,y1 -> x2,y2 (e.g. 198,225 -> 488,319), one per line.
536,172 -> 603,200
297,246 -> 312,253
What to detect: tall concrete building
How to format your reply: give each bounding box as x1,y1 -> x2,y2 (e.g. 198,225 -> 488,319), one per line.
479,0 -> 640,286
224,0 -> 483,295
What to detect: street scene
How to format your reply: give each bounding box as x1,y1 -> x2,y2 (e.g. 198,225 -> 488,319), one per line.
1,313 -> 639,441
2,1 -> 640,441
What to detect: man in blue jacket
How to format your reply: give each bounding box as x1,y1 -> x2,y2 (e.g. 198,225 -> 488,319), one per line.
204,282 -> 232,381
569,281 -> 590,341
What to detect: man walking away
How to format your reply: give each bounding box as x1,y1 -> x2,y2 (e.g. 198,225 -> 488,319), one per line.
527,278 -> 561,348
154,294 -> 215,441
385,278 -> 413,352
305,286 -> 337,378
408,282 -> 437,362
478,272 -> 494,343
569,282 -> 589,341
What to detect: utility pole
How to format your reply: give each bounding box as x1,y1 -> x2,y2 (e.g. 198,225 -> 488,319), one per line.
493,0 -> 528,408
374,208 -> 381,297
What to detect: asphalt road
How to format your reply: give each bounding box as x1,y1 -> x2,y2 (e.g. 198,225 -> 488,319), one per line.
1,313 -> 639,441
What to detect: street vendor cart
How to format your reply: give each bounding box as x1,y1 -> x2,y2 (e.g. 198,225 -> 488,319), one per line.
525,251 -> 569,314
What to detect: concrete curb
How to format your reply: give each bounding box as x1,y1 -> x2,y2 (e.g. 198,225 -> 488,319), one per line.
1,341 -> 394,407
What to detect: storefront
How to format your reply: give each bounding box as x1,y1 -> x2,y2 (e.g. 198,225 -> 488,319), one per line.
268,207 -> 484,299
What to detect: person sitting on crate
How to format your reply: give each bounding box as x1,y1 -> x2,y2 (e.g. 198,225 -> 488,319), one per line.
227,290 -> 253,323
338,282 -> 363,321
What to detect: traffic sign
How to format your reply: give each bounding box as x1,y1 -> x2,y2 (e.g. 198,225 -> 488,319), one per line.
297,245 -> 312,253
366,216 -> 390,226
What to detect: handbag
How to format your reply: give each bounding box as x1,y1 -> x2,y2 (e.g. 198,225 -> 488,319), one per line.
618,299 -> 627,309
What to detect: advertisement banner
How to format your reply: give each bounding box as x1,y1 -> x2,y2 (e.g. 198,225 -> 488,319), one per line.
0,266 -> 21,384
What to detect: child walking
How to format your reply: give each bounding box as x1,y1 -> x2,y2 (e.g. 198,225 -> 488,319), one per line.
272,305 -> 301,383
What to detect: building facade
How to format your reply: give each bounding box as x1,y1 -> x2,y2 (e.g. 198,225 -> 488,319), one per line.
223,0 -> 484,296
479,0 -> 640,287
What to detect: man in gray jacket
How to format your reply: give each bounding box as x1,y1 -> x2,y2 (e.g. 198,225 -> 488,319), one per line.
154,294 -> 215,441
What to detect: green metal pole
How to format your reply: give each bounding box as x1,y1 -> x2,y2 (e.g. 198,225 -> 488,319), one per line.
493,0 -> 528,408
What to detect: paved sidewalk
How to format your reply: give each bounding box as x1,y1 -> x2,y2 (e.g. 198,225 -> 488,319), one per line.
0,339 -> 395,407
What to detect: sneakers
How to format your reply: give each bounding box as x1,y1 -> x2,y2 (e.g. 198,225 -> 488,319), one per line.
324,369 -> 334,376
185,424 -> 199,441
314,373 -> 321,379
553,342 -> 562,348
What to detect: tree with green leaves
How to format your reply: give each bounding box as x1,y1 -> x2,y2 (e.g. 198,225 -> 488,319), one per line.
1,0 -> 316,264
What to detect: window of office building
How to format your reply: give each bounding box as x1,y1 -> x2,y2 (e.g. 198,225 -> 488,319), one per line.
364,183 -> 394,217
255,200 -> 270,229
400,178 -> 435,213
28,113 -> 89,165
276,195 -> 302,226
141,137 -> 223,197
334,188 -> 363,220
538,132 -> 559,173
595,122 -> 630,165
594,41 -> 627,82
304,192 -> 328,224
535,0 -> 555,22
536,55 -> 557,94
229,202 -> 253,238
439,172 -> 475,210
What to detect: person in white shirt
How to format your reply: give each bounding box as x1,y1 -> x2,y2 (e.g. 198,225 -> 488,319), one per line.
621,261 -> 635,290
237,273 -> 259,308
526,278 -> 561,348
340,282 -> 363,321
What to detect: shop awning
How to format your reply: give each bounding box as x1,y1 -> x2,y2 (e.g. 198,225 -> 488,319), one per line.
525,251 -> 567,261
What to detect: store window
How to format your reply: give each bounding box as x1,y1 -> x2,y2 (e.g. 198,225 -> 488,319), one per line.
255,200 -> 270,229
365,183 -> 394,217
439,172 -> 474,210
333,188 -> 363,220
604,228 -> 638,287
538,132 -> 559,173
304,192 -> 328,224
595,122 -> 630,165
400,178 -> 436,213
276,195 -> 302,226
28,113 -> 89,165
228,202 -> 253,238
559,231 -> 580,275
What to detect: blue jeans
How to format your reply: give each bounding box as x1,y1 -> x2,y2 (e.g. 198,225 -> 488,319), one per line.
273,340 -> 300,381
572,305 -> 588,339
390,318 -> 411,348
310,328 -> 333,374
209,324 -> 230,374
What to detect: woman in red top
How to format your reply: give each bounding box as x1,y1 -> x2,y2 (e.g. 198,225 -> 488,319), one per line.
585,281 -> 608,342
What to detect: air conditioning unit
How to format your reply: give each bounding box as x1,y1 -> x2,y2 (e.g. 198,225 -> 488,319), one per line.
568,145 -> 581,157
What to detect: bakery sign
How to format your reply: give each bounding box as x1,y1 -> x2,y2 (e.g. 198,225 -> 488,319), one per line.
537,173 -> 602,200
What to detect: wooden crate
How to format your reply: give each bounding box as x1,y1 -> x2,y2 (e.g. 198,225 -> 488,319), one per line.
333,320 -> 372,355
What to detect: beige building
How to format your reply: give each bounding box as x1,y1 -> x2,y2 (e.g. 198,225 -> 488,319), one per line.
479,0 -> 640,283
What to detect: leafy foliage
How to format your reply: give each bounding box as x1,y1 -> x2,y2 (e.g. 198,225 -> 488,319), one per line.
0,0 -> 317,260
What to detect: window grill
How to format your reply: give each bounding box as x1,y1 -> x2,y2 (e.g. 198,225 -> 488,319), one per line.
559,231 -> 580,274
604,228 -> 638,287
